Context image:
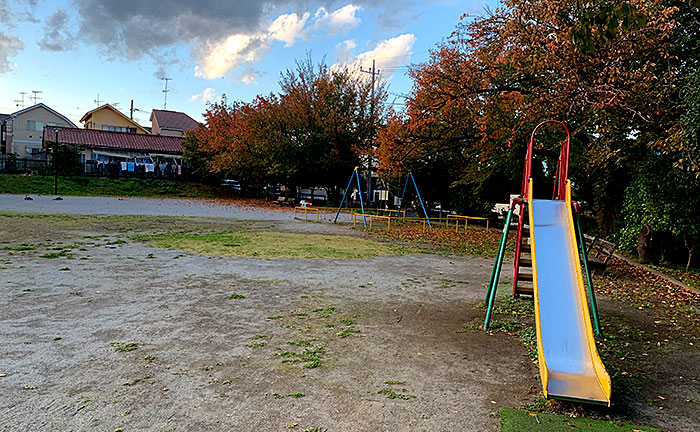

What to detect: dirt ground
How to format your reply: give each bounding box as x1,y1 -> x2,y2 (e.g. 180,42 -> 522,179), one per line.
0,210 -> 537,432
0,198 -> 698,431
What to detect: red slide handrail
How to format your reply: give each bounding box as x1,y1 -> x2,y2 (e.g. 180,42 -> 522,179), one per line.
520,120 -> 571,201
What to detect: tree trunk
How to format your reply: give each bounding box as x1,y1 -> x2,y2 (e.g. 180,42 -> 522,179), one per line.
637,223 -> 656,263
685,234 -> 694,271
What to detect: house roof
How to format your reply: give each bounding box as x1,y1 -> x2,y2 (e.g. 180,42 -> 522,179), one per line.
9,103 -> 78,128
45,126 -> 183,154
80,103 -> 150,134
0,113 -> 10,123
150,109 -> 200,132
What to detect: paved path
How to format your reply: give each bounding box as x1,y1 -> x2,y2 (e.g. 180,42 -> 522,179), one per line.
0,194 -> 290,220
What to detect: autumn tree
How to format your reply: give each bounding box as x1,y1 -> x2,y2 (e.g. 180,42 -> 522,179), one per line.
184,56 -> 388,198
378,0 -> 680,229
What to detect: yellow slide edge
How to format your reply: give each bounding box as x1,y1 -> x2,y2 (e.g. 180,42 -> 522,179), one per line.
564,180 -> 612,405
527,178 -> 549,398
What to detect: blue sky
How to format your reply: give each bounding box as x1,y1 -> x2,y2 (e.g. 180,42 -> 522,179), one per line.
0,0 -> 498,126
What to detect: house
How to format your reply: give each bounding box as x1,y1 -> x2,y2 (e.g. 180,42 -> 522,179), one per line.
150,109 -> 200,137
1,103 -> 77,157
80,104 -> 150,134
44,126 -> 183,161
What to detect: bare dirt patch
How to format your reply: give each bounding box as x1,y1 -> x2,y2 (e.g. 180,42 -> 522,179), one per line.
1,212 -> 698,431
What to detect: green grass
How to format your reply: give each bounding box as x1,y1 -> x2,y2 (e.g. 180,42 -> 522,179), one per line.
377,388 -> 416,400
0,174 -> 229,198
138,229 -> 418,259
499,408 -> 660,431
110,342 -> 138,352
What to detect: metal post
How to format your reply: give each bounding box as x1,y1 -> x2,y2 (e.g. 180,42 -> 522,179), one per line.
410,173 -> 431,228
484,209 -> 513,329
54,129 -> 59,195
399,174 -> 410,212
355,169 -> 367,227
575,212 -> 601,335
334,169 -> 357,223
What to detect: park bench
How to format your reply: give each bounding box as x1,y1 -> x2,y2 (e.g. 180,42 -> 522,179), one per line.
583,234 -> 617,274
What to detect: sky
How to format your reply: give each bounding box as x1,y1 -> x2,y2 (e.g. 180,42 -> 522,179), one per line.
0,0 -> 498,127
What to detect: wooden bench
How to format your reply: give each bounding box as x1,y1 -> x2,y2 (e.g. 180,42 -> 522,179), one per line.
583,234 -> 617,274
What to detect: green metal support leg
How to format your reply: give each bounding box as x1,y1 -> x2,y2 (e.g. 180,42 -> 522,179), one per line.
484,209 -> 513,330
574,212 -> 601,335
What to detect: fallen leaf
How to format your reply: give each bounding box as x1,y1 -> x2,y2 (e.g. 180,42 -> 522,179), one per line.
657,395 -> 666,400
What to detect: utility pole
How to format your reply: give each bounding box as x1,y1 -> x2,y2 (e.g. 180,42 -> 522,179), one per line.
360,59 -> 379,204
94,94 -> 103,106
14,92 -> 26,108
161,77 -> 172,109
130,100 -> 134,120
30,90 -> 43,104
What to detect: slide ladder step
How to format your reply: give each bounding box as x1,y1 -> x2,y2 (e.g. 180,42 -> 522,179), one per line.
517,272 -> 533,281
515,285 -> 533,295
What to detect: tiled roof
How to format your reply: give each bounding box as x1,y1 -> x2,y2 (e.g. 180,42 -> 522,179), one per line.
45,126 -> 183,154
151,109 -> 200,132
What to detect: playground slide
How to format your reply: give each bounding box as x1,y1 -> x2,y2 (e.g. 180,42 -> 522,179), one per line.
528,180 -> 611,405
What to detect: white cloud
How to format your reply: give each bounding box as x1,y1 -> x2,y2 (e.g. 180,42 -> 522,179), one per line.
194,11 -> 310,80
236,67 -> 262,85
314,4 -> 361,35
269,12 -> 309,46
0,32 -> 23,73
334,33 -> 416,80
189,87 -> 219,104
334,39 -> 357,63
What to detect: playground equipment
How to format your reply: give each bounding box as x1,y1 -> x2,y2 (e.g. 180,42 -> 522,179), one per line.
399,172 -> 431,228
334,167 -> 368,227
483,120 -> 611,406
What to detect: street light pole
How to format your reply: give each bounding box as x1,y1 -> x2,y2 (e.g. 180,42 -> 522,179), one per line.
54,128 -> 58,195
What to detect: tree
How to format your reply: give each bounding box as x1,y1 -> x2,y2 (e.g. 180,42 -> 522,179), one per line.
377,0 -> 679,228
184,56 -> 388,199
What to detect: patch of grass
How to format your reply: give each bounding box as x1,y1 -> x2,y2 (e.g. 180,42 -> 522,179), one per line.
266,315 -> 284,320
110,342 -> 138,352
280,347 -> 326,369
0,174 -> 230,198
288,392 -> 305,398
246,342 -> 266,349
338,318 -> 355,326
384,380 -> 406,385
499,407 -> 660,432
39,250 -> 73,259
144,355 -> 157,361
136,229 -> 418,259
377,388 -> 415,400
1,243 -> 36,251
227,293 -> 246,300
336,327 -> 360,338
122,376 -> 151,386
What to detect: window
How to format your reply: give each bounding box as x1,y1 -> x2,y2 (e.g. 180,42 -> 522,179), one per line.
25,146 -> 41,157
102,125 -> 136,133
46,122 -> 65,127
26,120 -> 45,131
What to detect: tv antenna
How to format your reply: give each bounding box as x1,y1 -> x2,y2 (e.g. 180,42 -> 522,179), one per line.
14,92 -> 26,108
30,90 -> 43,104
161,77 -> 172,109
94,93 -> 103,106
